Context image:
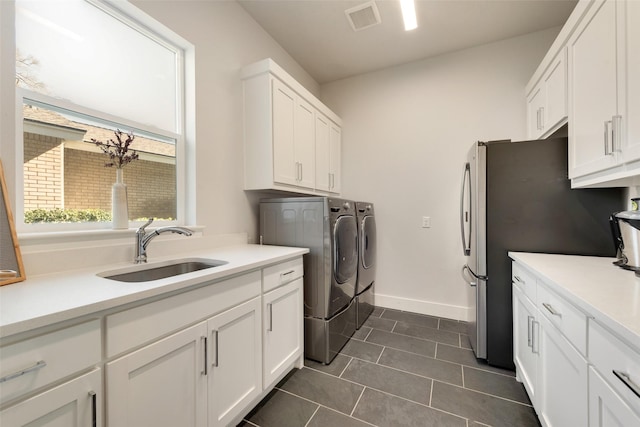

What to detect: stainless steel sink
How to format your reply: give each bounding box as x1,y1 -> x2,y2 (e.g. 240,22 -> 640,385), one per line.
99,258 -> 228,283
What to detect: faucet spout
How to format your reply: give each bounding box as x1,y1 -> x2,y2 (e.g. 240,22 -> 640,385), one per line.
134,219 -> 194,263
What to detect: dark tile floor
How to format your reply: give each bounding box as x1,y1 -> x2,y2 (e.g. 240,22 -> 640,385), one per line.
239,307 -> 541,427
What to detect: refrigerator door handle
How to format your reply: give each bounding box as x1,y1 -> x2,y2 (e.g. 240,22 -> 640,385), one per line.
461,265 -> 476,287
460,163 -> 471,256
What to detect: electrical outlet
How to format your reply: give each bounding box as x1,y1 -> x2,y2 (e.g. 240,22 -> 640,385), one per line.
422,216 -> 431,228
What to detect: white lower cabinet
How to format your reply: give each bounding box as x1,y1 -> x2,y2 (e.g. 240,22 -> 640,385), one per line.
512,262 -> 588,427
208,297 -> 262,427
512,258 -> 640,427
263,277 -> 303,387
106,294 -> 263,427
0,257 -> 304,427
512,284 -> 538,405
106,322 -> 208,427
536,313 -> 588,427
0,369 -> 102,427
589,367 -> 640,427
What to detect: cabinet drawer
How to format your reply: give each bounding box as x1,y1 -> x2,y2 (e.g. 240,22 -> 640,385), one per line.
0,319 -> 101,403
589,319 -> 640,415
263,257 -> 303,293
536,281 -> 587,356
106,271 -> 261,357
512,262 -> 537,304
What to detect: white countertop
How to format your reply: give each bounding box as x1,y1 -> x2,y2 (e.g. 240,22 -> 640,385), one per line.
509,252 -> 640,352
0,244 -> 308,339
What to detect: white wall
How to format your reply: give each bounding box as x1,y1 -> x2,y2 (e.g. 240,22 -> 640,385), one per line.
131,0 -> 319,241
320,28 -> 559,320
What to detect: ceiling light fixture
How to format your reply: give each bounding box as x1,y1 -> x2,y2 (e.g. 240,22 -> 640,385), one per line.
400,0 -> 417,31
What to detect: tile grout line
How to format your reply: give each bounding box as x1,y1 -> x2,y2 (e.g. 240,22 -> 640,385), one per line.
428,379 -> 434,407
349,386 -> 367,417
375,346 -> 385,364
338,356 -> 354,378
303,406 -> 321,427
275,386 -> 377,426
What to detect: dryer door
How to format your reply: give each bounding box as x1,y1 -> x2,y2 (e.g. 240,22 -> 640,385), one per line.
329,215 -> 358,317
361,215 -> 376,269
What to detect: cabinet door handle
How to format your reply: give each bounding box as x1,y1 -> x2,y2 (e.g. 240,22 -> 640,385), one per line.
201,336 -> 208,375
613,115 -> 622,153
0,360 -> 46,383
299,163 -> 303,181
212,330 -> 219,367
536,108 -> 541,130
604,120 -> 613,155
89,391 -> 97,427
539,107 -> 545,130
267,303 -> 273,332
542,302 -> 562,317
527,315 -> 534,347
531,320 -> 539,354
613,370 -> 640,399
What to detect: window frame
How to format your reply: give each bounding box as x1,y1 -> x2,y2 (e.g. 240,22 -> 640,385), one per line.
8,0 -> 195,235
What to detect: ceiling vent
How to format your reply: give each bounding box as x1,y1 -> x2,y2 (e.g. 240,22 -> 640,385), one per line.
345,1 -> 382,32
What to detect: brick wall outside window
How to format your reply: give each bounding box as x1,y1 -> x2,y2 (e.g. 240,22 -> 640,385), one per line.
24,133 -> 177,220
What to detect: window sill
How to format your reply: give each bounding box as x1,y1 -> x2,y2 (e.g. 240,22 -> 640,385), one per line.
19,225 -> 205,248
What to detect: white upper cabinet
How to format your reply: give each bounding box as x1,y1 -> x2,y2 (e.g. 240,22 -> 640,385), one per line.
526,49 -> 567,140
242,58 -> 342,195
568,0 -> 619,179
315,114 -> 341,194
568,0 -> 640,187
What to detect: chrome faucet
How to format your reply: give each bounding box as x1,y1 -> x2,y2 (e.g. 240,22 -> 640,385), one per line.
134,218 -> 193,263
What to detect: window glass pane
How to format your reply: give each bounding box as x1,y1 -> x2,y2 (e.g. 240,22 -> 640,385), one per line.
23,101 -> 177,224
16,0 -> 178,133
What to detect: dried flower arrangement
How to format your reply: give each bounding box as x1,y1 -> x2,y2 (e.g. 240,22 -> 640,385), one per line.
91,129 -> 139,168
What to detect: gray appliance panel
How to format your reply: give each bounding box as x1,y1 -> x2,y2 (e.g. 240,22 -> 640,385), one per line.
355,201 -> 376,295
304,299 -> 356,364
355,284 -> 375,329
260,197 -> 358,320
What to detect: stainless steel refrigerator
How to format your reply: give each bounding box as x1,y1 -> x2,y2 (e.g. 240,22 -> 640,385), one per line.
460,138 -> 624,369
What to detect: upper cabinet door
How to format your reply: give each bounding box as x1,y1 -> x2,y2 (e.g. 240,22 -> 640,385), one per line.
543,51 -> 568,134
527,85 -> 545,140
315,114 -> 331,192
294,97 -> 316,190
272,79 -> 297,186
568,0 -> 619,178
619,0 -> 640,163
329,123 -> 341,194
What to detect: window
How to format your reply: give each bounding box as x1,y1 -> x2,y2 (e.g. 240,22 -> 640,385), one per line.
13,0 -> 193,231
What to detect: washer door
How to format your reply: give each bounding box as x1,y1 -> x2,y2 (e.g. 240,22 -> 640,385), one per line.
333,215 -> 358,284
361,215 -> 376,269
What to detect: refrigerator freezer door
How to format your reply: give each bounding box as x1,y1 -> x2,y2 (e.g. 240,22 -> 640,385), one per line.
464,142 -> 487,360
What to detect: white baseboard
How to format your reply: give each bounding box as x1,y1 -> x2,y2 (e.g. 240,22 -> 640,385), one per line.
374,293 -> 472,322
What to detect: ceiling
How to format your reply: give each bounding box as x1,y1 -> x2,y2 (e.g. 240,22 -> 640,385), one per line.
237,0 -> 578,84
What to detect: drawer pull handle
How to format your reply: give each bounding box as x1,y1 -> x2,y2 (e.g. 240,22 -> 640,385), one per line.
531,320 -> 539,354
201,336 -> 208,376
514,275 -> 524,284
542,303 -> 562,317
613,370 -> 640,399
212,330 -> 219,368
281,270 -> 295,278
89,391 -> 97,427
0,360 -> 47,383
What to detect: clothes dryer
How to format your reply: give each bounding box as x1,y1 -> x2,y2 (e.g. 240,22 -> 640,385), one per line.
260,197 -> 358,364
355,202 -> 376,329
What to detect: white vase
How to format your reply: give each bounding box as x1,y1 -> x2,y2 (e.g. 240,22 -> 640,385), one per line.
112,168 -> 129,229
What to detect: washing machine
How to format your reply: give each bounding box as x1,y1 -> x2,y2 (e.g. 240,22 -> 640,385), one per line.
260,197 -> 358,364
355,202 -> 376,329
